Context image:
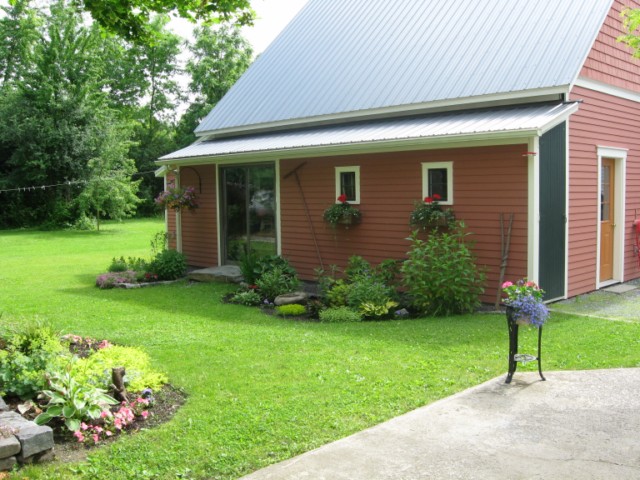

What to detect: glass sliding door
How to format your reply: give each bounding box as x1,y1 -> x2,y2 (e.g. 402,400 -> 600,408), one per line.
221,164 -> 277,263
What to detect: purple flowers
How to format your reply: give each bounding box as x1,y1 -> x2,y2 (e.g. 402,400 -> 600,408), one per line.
502,279 -> 549,326
95,271 -> 137,289
155,182 -> 198,211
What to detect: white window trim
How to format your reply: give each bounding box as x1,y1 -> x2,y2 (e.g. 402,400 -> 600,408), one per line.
421,161 -> 453,205
335,166 -> 361,204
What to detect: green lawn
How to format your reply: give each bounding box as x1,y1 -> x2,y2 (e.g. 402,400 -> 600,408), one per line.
2,219 -> 640,479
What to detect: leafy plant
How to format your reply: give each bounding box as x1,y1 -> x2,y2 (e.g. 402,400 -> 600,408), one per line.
255,266 -> 301,301
502,279 -> 549,326
155,182 -> 198,211
323,194 -> 362,227
319,307 -> 363,323
347,276 -> 395,311
147,249 -> 187,280
254,255 -> 298,283
72,345 -> 168,392
0,321 -> 64,399
239,249 -> 260,285
325,280 -> 350,307
360,300 -> 399,319
230,289 -> 262,306
402,223 -> 486,315
150,231 -> 168,256
409,194 -> 455,230
275,304 -> 307,317
108,257 -> 129,273
35,369 -> 117,433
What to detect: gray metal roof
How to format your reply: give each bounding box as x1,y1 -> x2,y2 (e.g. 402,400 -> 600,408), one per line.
163,102 -> 578,162
195,0 -> 611,136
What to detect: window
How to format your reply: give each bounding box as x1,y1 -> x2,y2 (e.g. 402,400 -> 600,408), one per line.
422,162 -> 453,205
335,166 -> 360,203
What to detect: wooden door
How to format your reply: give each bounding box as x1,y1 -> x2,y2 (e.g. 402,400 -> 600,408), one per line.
600,158 -> 615,282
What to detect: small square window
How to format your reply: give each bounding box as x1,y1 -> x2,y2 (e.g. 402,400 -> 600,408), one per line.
335,166 -> 360,203
422,162 -> 453,204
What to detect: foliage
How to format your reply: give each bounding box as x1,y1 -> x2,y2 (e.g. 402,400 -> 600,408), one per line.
229,289 -> 262,306
72,345 -> 168,392
0,321 -> 63,399
176,24 -> 253,147
502,279 -> 549,326
346,276 -> 395,311
360,301 -> 399,319
276,304 -> 307,317
35,368 -> 117,433
319,306 -> 363,323
147,249 -> 187,280
150,231 -> 168,256
108,256 -> 148,273
155,183 -> 198,211
409,194 -> 455,230
95,271 -> 137,289
254,255 -> 298,283
402,223 -> 486,315
325,280 -> 351,307
238,249 -> 260,285
77,0 -> 254,43
255,266 -> 301,301
619,8 -> 640,58
323,194 -> 362,227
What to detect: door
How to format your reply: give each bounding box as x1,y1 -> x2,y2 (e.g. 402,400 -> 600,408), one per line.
600,158 -> 615,282
221,164 -> 277,263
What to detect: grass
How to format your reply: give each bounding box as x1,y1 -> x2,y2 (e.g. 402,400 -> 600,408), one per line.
1,219 -> 640,479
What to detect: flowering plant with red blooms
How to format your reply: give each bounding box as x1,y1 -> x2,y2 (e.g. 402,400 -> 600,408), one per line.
502,279 -> 549,326
409,193 -> 454,229
155,182 -> 198,211
323,194 -> 362,227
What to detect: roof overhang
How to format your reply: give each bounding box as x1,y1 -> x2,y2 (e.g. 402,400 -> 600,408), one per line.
159,102 -> 579,166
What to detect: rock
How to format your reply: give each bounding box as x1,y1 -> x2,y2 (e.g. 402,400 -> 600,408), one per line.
0,455 -> 16,471
274,291 -> 308,306
0,411 -> 32,430
0,436 -> 20,459
15,425 -> 54,459
189,266 -> 243,283
0,397 -> 7,412
18,448 -> 54,464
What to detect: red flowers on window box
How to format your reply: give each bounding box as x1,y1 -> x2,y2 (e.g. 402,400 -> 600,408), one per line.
323,195 -> 362,227
409,193 -> 454,230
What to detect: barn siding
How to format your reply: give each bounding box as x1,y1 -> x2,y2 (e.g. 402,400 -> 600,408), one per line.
179,165 -> 218,267
568,85 -> 640,296
280,144 -> 529,302
579,0 -> 640,92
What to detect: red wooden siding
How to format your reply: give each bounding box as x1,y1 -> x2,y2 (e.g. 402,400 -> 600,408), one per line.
180,165 -> 218,267
579,0 -> 640,92
568,85 -> 640,296
280,145 -> 529,302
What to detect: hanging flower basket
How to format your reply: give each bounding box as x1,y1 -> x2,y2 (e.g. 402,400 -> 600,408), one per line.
323,194 -> 362,228
409,194 -> 455,230
501,279 -> 549,327
155,183 -> 198,211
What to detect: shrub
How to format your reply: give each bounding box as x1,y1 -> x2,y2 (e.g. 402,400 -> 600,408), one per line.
254,255 -> 297,282
239,249 -> 260,285
256,266 -> 300,301
401,223 -> 486,315
96,271 -> 137,289
360,300 -> 399,319
230,289 -> 262,306
147,249 -> 187,281
35,368 -> 117,433
108,256 -> 129,273
319,307 -> 363,323
276,304 -> 307,317
325,280 -> 350,307
0,321 -> 64,399
72,345 -> 168,392
346,276 -> 395,310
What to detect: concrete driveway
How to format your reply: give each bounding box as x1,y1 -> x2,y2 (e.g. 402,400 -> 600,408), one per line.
241,369 -> 640,480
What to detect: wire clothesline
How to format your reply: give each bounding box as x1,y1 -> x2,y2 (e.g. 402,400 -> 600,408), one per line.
0,169 -> 159,194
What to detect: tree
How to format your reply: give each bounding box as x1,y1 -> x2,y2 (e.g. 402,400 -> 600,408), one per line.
0,0 -> 42,86
176,24 -> 253,147
619,8 -> 640,56
76,119 -> 140,231
75,0 -> 254,42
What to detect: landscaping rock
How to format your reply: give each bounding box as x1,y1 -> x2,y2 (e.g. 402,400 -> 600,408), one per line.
0,411 -> 31,430
0,397 -> 7,412
274,291 -> 308,306
17,448 -> 54,464
0,436 -> 20,458
189,266 -> 243,283
15,425 -> 54,459
0,455 -> 16,471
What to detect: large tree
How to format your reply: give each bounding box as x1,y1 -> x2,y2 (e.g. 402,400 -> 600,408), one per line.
176,24 -> 253,147
619,8 -> 640,56
75,0 -> 254,42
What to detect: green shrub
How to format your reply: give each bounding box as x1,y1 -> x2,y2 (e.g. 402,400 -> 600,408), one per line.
344,255 -> 371,281
255,255 -> 297,282
108,256 -> 148,274
325,280 -> 350,307
360,300 -> 399,319
108,256 -> 129,273
147,249 -> 187,281
401,223 -> 486,315
35,368 -> 117,433
256,266 -> 300,301
239,249 -> 260,285
230,290 -> 262,306
0,321 -> 64,399
72,345 -> 168,392
319,307 -> 363,323
276,304 -> 307,317
346,276 -> 395,310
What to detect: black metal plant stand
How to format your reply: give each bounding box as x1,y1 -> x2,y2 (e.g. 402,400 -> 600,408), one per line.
505,306 -> 545,384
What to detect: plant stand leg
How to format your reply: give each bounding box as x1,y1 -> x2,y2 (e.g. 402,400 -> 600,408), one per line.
537,326 -> 546,381
505,318 -> 518,384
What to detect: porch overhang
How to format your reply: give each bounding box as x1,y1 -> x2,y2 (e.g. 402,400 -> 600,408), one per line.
158,102 -> 579,166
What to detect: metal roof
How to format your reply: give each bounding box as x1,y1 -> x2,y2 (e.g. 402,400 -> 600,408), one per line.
162,103 -> 578,162
195,0 -> 612,136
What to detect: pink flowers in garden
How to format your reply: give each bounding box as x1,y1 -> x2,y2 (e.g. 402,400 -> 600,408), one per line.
73,396 -> 152,445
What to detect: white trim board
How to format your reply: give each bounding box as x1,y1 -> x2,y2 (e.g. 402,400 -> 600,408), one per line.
573,77 -> 640,104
